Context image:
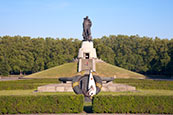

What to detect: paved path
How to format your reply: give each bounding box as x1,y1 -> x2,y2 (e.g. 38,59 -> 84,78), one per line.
0,77 -> 19,81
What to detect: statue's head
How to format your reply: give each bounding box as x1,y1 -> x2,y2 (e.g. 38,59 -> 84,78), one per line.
86,16 -> 88,19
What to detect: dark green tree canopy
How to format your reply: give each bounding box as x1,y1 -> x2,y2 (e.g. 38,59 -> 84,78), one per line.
0,35 -> 172,76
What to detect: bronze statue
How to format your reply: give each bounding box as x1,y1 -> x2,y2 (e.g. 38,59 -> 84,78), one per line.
82,16 -> 92,41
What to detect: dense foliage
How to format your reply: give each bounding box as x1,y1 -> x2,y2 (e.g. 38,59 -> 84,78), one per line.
114,79 -> 173,90
0,35 -> 172,76
0,95 -> 84,114
92,95 -> 173,113
0,78 -> 59,90
94,35 -> 173,76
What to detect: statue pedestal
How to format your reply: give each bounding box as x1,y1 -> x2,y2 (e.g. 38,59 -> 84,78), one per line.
78,41 -> 97,59
78,41 -> 97,72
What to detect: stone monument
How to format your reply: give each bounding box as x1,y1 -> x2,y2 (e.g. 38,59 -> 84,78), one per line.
37,16 -> 136,101
78,16 -> 97,72
82,16 -> 92,41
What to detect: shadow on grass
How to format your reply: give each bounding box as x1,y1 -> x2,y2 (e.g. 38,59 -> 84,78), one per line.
83,101 -> 93,113
83,105 -> 93,113
146,75 -> 172,80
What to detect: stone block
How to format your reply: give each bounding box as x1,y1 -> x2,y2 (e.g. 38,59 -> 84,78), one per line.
101,87 -> 107,92
37,83 -> 73,92
101,83 -> 136,92
127,86 -> 136,91
55,86 -> 65,92
108,86 -> 117,92
45,86 -> 56,92
66,81 -> 72,83
65,87 -> 73,92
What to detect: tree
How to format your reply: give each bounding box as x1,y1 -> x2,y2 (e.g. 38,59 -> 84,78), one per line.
0,57 -> 10,76
95,43 -> 115,65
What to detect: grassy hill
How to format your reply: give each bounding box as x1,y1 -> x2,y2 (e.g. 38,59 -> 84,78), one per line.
25,62 -> 78,78
25,61 -> 146,79
95,62 -> 146,79
25,62 -> 145,79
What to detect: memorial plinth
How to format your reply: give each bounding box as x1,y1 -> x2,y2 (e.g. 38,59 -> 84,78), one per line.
37,83 -> 73,92
78,41 -> 97,72
37,81 -> 136,92
78,41 -> 97,59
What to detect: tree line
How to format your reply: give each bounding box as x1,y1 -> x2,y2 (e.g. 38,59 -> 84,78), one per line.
0,35 -> 172,76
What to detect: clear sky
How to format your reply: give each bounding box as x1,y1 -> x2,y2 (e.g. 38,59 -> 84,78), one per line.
0,0 -> 173,40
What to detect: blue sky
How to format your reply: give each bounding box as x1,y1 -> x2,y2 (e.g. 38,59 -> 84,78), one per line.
0,0 -> 173,40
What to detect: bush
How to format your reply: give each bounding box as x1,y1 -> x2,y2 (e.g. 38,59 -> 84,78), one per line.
92,95 -> 173,114
0,78 -> 59,90
0,95 -> 84,114
114,79 -> 173,90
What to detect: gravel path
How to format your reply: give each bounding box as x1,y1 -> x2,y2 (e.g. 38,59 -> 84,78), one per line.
0,77 -> 19,81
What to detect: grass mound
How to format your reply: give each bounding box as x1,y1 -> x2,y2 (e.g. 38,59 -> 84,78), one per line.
25,62 -> 77,78
25,61 -> 145,79
95,62 -> 145,79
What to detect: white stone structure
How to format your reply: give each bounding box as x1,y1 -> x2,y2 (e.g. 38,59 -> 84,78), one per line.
78,41 -> 97,59
78,41 -> 97,72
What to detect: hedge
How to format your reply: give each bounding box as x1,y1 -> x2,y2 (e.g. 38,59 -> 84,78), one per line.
114,79 -> 173,90
0,95 -> 84,114
92,95 -> 173,114
0,78 -> 59,90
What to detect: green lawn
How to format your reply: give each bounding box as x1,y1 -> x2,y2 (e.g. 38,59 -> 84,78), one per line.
114,78 -> 173,90
0,89 -> 173,96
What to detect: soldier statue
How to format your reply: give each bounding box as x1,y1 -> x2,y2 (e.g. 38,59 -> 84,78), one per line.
82,16 -> 92,41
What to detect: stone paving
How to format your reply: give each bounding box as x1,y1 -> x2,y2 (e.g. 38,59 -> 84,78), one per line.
0,77 -> 19,81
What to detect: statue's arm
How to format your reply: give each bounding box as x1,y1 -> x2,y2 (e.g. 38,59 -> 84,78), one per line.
89,19 -> 92,26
